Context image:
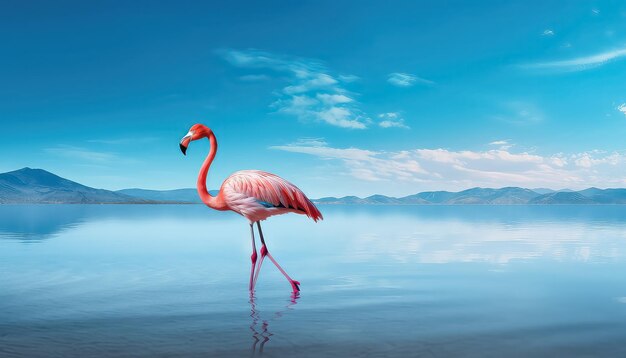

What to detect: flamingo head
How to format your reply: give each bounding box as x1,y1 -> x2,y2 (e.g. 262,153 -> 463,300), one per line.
179,124 -> 212,155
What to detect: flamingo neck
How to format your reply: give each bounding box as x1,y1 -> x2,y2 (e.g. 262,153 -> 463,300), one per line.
197,131 -> 219,209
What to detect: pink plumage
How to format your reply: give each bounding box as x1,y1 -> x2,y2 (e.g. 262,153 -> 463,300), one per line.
222,170 -> 323,223
180,123 -> 322,293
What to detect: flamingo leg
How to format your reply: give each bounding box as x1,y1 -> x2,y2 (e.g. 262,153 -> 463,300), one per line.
256,222 -> 300,293
249,224 -> 258,291
252,237 -> 266,289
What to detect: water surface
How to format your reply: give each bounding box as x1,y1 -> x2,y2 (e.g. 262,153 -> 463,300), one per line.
2,205 -> 626,357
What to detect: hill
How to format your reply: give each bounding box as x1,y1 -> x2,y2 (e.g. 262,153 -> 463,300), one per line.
312,187 -> 626,205
529,192 -> 594,204
117,188 -> 203,203
4,168 -> 626,205
0,168 -> 153,204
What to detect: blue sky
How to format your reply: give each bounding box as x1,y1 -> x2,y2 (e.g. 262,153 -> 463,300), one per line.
2,1 -> 626,197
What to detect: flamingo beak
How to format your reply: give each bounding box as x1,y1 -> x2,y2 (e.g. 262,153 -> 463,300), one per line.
179,132 -> 193,155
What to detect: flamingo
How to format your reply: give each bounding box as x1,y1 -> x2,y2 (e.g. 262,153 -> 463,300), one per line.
179,124 -> 322,293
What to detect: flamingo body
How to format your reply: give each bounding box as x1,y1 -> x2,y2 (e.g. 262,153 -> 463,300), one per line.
219,170 -> 323,223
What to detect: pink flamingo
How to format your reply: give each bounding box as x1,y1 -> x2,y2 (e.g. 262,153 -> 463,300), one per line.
179,124 -> 322,293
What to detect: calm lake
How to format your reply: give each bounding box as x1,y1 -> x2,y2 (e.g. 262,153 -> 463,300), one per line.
2,205 -> 626,357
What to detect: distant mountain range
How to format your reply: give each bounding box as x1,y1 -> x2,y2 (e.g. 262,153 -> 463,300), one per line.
116,188 -> 203,203
2,168 -> 626,205
313,187 -> 626,205
0,168 -> 153,204
116,188 -> 219,203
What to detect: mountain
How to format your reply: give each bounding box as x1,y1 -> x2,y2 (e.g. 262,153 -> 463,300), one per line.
531,188 -> 555,195
407,191 -> 457,204
118,186 -> 626,205
363,195 -> 402,204
313,187 -> 626,205
4,168 -> 626,205
532,188 -> 577,194
0,168 -> 153,204
117,188 -> 207,203
396,194 -> 430,204
116,188 -> 220,203
445,187 -> 539,204
313,196 -> 370,204
313,187 -> 544,205
578,188 -> 626,204
529,192 -> 594,204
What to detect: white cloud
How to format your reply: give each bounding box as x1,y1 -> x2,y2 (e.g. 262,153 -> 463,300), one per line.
338,74 -> 360,82
572,151 -> 621,168
379,121 -> 405,129
388,73 -> 415,87
378,112 -> 409,129
291,138 -> 328,147
271,143 -> 426,182
317,93 -> 353,105
617,103 -> 626,117
380,112 -> 398,119
387,72 -> 434,87
522,47 -> 626,72
271,141 -> 626,190
220,49 -> 368,129
317,107 -> 367,129
543,29 -> 555,36
592,8 -> 600,15
272,143 -> 376,162
489,140 -> 512,150
283,73 -> 338,95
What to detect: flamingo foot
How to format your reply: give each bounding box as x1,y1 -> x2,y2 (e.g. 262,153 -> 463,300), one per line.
290,280 -> 300,292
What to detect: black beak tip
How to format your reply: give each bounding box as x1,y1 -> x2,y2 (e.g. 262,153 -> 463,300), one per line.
179,143 -> 187,155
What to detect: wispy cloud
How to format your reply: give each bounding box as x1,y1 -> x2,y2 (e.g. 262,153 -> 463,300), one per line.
522,47 -> 626,72
45,145 -> 119,162
272,141 -> 626,189
272,141 -> 425,182
290,137 -> 328,147
387,72 -> 434,87
239,74 -> 270,82
220,49 -> 368,129
489,140 -> 513,150
87,137 -> 159,145
617,103 -> 626,117
542,29 -> 555,36
493,102 -> 544,124
377,112 -> 409,129
338,74 -> 359,83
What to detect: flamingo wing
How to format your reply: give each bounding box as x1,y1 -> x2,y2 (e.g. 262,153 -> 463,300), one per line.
222,170 -> 323,222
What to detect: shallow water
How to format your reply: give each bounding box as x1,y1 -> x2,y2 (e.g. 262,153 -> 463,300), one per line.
2,205 -> 626,357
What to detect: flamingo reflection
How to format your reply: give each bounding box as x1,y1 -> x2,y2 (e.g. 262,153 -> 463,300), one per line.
249,292 -> 299,355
